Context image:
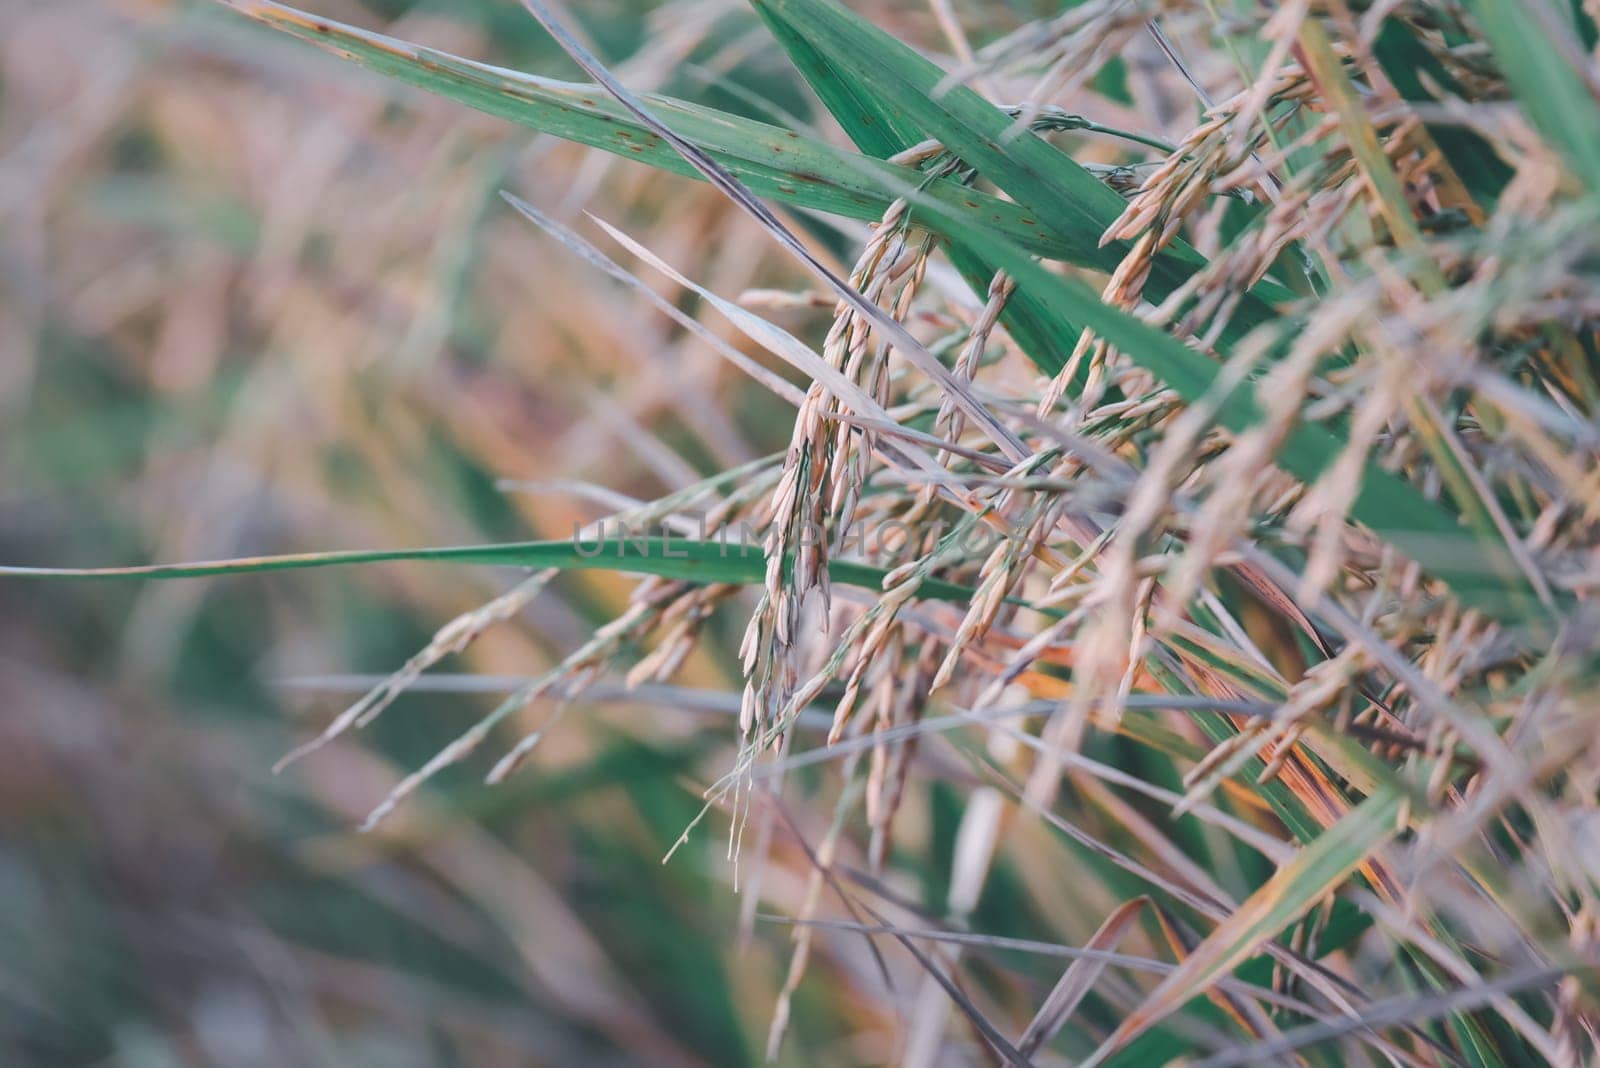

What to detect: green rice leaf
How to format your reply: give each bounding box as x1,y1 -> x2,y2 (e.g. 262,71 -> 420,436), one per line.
218,0 -> 1075,263
748,2 -> 1083,373
749,0 -> 1296,321
1464,0 -> 1600,198
0,535 -> 981,604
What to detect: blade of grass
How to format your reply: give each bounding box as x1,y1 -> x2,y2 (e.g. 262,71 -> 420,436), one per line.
762,914 -> 1318,1016
1463,0 -> 1600,199
1371,18 -> 1510,210
1084,782 -> 1407,1065
216,0 -> 1079,263
0,536 -> 973,605
749,0 -> 1297,320
1016,899 -> 1187,1058
1186,965 -> 1574,1068
748,2 -> 1083,376
960,741 -> 1405,1060
1294,19 -> 1442,285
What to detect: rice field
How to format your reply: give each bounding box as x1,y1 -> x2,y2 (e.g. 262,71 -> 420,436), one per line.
4,0 -> 1600,1064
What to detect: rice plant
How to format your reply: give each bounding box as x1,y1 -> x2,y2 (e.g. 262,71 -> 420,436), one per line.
10,0 -> 1600,1062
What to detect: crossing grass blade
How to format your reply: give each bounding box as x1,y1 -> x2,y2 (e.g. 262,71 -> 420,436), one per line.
1017,897 -> 1153,1057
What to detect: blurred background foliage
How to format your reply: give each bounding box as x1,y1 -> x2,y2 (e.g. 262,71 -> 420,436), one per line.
0,0 -> 870,1063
